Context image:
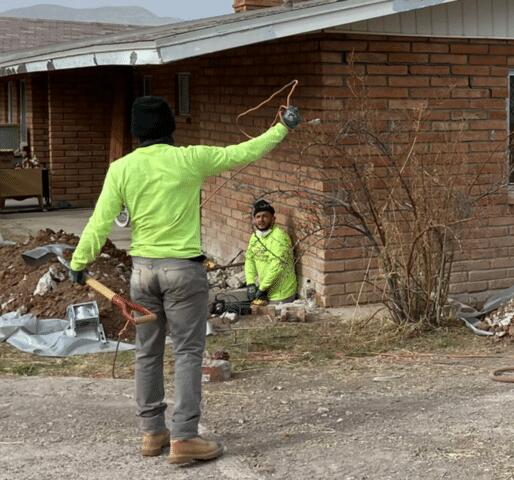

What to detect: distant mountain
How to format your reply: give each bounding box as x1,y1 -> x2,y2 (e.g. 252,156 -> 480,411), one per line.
0,4 -> 181,26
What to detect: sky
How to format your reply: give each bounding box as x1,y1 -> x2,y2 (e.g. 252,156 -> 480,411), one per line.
0,1 -> 234,19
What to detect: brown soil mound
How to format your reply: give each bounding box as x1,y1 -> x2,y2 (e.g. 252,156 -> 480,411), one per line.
0,229 -> 134,340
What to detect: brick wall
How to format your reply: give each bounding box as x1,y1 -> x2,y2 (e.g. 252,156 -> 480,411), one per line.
318,33 -> 514,306
6,31 -> 514,308
132,38 -> 325,300
47,67 -> 130,207
166,33 -> 514,307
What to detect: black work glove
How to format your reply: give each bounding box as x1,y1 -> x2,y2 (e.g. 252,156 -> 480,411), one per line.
69,269 -> 86,285
254,289 -> 268,301
247,284 -> 257,301
281,106 -> 301,129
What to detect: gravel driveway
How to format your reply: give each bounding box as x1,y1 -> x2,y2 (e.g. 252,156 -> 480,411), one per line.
2,355 -> 514,479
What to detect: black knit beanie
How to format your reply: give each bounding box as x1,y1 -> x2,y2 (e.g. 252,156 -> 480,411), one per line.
253,199 -> 275,216
131,96 -> 176,141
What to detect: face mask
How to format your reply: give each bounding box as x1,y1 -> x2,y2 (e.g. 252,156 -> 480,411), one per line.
256,228 -> 272,238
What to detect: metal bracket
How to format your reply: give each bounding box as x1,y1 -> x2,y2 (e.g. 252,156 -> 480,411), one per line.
65,301 -> 107,344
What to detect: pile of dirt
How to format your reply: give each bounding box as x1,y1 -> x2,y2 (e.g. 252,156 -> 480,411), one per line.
0,229 -> 134,340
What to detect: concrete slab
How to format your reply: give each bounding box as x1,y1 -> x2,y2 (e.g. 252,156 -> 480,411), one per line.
0,208 -> 131,250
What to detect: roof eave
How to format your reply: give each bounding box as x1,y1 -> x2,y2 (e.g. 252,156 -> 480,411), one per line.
157,0 -> 458,63
0,0 -> 458,77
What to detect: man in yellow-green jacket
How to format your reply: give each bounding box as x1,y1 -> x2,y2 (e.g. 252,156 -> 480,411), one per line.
245,199 -> 297,304
68,96 -> 300,464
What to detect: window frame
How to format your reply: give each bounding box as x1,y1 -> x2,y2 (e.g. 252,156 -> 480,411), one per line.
6,80 -> 14,124
143,75 -> 152,96
18,80 -> 27,145
176,72 -> 191,117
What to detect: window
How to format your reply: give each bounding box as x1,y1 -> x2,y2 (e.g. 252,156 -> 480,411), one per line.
19,80 -> 27,145
177,72 -> 191,116
143,75 -> 152,96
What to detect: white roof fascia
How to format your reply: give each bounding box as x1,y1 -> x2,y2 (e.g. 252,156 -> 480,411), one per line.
0,44 -> 160,75
0,0 -> 459,76
157,0 -> 459,62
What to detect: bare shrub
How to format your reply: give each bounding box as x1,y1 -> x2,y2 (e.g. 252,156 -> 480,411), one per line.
239,72 -> 508,328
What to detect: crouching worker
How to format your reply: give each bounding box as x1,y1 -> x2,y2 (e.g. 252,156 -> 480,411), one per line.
245,200 -> 297,305
68,96 -> 301,464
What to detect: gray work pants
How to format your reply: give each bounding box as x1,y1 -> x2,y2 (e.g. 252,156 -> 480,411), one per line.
130,257 -> 208,439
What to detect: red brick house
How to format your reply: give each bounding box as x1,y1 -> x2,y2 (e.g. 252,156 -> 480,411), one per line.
1,0 -> 514,307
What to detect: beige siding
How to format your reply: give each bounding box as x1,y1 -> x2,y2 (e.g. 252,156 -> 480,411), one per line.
342,0 -> 514,39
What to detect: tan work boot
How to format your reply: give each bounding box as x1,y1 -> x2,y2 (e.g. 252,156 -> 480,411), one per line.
168,436 -> 223,464
141,429 -> 170,456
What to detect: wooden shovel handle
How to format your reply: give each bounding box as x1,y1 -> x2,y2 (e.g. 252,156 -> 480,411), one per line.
85,277 -> 116,301
85,277 -> 156,325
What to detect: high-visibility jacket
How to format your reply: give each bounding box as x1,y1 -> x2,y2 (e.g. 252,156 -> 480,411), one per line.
244,225 -> 297,302
70,123 -> 288,271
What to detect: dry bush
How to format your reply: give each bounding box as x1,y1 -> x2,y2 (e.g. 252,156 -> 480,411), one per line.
240,72 -> 509,328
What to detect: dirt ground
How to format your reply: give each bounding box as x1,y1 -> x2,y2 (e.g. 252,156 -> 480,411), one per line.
0,228 -> 133,340
2,353 -> 514,480
3,216 -> 514,478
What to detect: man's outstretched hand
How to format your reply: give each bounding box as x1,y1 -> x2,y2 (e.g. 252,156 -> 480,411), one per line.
281,106 -> 301,129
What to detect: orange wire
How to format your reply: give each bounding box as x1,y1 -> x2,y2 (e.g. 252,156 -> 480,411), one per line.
236,79 -> 298,139
201,79 -> 299,208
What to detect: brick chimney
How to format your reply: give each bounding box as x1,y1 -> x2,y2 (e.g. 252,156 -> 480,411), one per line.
233,0 -> 283,12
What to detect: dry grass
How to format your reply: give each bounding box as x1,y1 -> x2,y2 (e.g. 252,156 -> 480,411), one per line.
1,313 -> 511,379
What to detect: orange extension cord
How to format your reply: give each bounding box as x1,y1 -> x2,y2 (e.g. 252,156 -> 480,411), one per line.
200,79 -> 299,208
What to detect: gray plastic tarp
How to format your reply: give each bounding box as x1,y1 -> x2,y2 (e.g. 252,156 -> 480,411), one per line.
456,285 -> 514,336
0,311 -> 135,357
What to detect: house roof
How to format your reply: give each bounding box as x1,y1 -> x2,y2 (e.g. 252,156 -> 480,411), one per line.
0,16 -> 141,54
0,0 -> 458,77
